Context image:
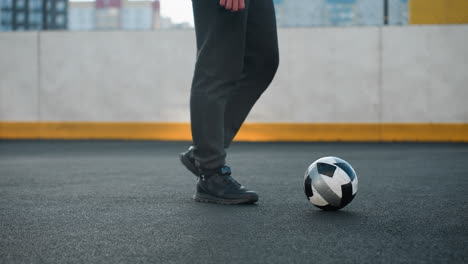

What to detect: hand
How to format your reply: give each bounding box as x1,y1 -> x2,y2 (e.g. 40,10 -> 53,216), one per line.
219,0 -> 245,12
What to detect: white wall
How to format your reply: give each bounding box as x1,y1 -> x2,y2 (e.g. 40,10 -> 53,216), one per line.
252,27 -> 381,123
0,25 -> 467,123
39,31 -> 193,122
381,25 -> 468,122
0,32 -> 39,121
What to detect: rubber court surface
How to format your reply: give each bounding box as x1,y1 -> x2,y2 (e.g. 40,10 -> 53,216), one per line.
1,141 -> 467,263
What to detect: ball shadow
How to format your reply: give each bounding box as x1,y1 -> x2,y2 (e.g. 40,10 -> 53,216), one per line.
303,208 -> 365,224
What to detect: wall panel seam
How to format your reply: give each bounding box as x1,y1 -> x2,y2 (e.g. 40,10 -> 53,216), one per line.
378,27 -> 383,140
37,32 -> 42,124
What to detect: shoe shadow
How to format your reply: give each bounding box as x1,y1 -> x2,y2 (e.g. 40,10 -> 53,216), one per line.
192,200 -> 259,209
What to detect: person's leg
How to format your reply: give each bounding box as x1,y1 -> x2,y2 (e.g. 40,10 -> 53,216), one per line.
190,0 -> 251,170
223,0 -> 279,148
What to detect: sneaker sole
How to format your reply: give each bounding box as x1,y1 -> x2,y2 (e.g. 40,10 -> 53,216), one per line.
179,153 -> 199,177
193,192 -> 258,205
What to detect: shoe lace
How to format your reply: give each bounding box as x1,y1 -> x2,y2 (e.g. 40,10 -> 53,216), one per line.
222,175 -> 242,188
219,166 -> 242,188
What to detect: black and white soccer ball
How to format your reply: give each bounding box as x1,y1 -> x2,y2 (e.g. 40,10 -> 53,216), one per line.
304,157 -> 358,210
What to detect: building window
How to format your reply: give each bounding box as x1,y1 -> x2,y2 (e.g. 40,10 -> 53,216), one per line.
16,12 -> 25,23
16,0 -> 25,8
1,12 -> 11,22
47,1 -> 54,11
55,14 -> 64,25
1,0 -> 13,8
30,0 -> 42,10
29,11 -> 42,24
56,1 -> 65,11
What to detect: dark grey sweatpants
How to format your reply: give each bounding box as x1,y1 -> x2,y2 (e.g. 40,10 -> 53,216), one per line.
190,0 -> 279,171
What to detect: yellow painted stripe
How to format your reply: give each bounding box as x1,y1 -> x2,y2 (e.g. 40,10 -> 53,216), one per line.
0,122 -> 191,140
410,0 -> 468,24
0,122 -> 467,142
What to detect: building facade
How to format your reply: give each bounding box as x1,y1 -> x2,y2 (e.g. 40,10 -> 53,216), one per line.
121,0 -> 154,30
274,0 -> 408,27
68,0 -> 160,31
2,0 -> 408,31
1,0 -> 67,31
68,1 -> 94,31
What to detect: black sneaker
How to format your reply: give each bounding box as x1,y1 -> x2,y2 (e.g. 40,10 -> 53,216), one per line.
179,146 -> 200,177
194,166 -> 258,205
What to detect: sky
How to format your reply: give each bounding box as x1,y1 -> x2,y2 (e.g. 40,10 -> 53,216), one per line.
160,0 -> 194,26
70,0 -> 195,26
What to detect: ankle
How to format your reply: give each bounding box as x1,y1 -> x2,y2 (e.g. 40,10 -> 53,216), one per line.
200,165 -> 231,176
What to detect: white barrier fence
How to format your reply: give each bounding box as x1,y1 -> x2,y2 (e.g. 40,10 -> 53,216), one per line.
1,25 -> 467,123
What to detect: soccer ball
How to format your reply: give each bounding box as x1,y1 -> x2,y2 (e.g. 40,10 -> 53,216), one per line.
304,156 -> 358,210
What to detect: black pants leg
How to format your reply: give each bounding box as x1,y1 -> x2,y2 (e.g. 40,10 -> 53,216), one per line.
223,0 -> 279,148
190,0 -> 279,170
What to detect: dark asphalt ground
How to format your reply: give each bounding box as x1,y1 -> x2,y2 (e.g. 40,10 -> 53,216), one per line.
0,141 -> 467,263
